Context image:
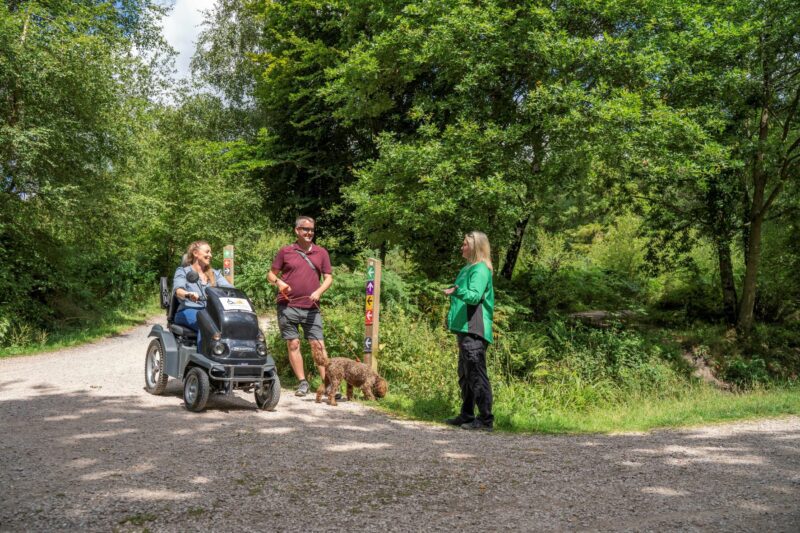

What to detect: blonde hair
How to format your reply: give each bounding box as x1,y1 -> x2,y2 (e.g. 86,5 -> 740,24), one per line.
465,231 -> 493,271
181,240 -> 217,286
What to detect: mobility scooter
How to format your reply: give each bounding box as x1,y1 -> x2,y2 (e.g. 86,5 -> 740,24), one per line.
144,271 -> 280,412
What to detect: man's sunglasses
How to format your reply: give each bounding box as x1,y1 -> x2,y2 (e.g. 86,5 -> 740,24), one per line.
297,227 -> 315,233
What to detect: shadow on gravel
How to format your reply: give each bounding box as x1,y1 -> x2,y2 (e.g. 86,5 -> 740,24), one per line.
157,380 -> 258,412
1,388 -> 798,531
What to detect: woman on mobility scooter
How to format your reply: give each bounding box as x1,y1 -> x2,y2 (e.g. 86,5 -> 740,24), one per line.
173,240 -> 232,345
147,239 -> 280,412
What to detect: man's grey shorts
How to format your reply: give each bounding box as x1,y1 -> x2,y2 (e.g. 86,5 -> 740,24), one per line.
277,304 -> 324,340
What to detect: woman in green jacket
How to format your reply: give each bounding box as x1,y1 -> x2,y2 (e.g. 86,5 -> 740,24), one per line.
443,231 -> 495,431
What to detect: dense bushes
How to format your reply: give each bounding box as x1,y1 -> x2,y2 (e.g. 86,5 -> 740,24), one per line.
258,213 -> 798,429
265,256 -> 703,428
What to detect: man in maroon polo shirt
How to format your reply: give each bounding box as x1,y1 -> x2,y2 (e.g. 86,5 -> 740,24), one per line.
267,216 -> 333,396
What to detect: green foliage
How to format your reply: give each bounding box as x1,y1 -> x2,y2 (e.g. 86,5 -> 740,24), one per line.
190,0 -> 800,333
722,357 -> 769,389
516,266 -> 642,315
270,263 -> 691,426
727,324 -> 800,385
510,221 -> 651,314
337,0 -> 625,273
261,257 -> 800,430
373,292 -> 692,428
589,214 -> 648,281
231,229 -> 289,310
598,0 -> 800,331
754,221 -> 800,322
652,272 -> 723,322
346,124 -> 524,275
323,266 -> 413,310
4,0 -> 800,433
192,0 -> 384,235
489,385 -> 800,434
0,0 -> 170,344
0,300 -> 161,357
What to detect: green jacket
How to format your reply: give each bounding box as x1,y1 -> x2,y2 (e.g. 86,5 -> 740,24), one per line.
446,262 -> 494,343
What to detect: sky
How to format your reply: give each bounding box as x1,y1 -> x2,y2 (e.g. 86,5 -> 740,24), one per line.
160,0 -> 218,80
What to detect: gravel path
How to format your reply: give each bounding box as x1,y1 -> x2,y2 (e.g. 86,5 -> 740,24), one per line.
1,318 -> 799,532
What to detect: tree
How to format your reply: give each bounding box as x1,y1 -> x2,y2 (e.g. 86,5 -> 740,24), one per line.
606,0 -> 800,331
0,0 -> 169,329
128,94 -> 270,277
193,0 -> 390,239
333,0 -> 656,276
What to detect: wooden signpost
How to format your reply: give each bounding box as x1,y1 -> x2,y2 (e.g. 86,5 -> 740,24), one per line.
223,245 -> 235,285
364,258 -> 381,371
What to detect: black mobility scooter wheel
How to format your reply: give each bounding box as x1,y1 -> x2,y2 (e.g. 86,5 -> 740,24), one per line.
255,376 -> 281,411
184,367 -> 210,412
144,339 -> 169,395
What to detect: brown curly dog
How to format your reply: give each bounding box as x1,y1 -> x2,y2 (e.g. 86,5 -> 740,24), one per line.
315,357 -> 388,406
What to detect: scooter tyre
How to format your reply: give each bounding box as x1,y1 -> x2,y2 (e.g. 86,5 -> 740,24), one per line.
144,338 -> 169,395
184,367 -> 210,412
255,376 -> 281,411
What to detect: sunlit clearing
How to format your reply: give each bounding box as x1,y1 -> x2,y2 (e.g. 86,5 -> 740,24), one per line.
641,487 -> 688,497
325,442 -> 391,452
443,452 -> 476,459
258,427 -> 296,434
119,489 -> 198,501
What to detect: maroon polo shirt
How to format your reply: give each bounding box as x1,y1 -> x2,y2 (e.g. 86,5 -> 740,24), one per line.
272,243 -> 332,308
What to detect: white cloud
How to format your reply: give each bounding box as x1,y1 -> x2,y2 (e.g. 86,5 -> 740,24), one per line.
160,0 -> 218,80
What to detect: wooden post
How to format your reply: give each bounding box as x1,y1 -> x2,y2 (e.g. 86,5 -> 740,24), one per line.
223,245 -> 234,285
364,258 -> 381,371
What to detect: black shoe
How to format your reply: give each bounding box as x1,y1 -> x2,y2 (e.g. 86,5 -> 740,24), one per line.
444,415 -> 474,426
461,420 -> 493,432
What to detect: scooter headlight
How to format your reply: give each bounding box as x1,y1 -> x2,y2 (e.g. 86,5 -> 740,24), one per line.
213,342 -> 225,356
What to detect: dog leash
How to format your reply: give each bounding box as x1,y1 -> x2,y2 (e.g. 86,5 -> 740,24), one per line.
277,289 -> 321,311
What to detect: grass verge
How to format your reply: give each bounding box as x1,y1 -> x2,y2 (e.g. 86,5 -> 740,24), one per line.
378,385 -> 800,434
0,301 -> 162,358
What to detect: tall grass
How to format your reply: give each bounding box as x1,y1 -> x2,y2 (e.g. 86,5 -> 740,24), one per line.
263,265 -> 799,433
0,299 -> 162,357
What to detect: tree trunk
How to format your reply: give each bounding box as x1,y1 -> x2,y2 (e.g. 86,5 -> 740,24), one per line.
737,212 -> 763,332
737,74 -> 770,333
715,236 -> 737,325
500,215 -> 530,280
379,241 -> 387,264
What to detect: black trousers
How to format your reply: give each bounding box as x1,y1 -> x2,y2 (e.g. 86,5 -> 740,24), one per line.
457,333 -> 494,425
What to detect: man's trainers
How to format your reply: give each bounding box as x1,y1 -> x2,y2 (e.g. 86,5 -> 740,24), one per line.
444,415 -> 474,426
295,380 -> 309,397
461,420 -> 493,432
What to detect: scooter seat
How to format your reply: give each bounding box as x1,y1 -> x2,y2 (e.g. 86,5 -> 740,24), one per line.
169,324 -> 197,339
